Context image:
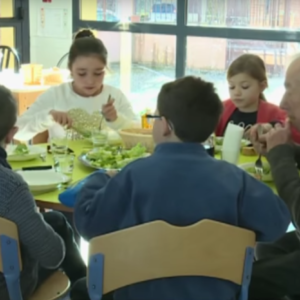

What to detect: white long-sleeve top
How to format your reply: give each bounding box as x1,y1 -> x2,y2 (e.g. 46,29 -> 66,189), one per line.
15,82 -> 137,141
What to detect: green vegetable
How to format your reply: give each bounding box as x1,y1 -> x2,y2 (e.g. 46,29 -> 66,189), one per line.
86,143 -> 147,169
14,144 -> 29,155
245,166 -> 271,175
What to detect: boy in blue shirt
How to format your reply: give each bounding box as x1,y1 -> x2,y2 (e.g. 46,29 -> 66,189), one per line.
73,76 -> 290,300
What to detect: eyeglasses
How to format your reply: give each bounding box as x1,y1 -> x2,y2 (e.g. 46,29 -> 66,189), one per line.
145,114 -> 161,119
145,114 -> 174,130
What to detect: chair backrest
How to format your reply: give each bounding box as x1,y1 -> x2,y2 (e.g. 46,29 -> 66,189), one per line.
88,219 -> 255,295
0,45 -> 20,73
56,52 -> 69,68
0,217 -> 22,273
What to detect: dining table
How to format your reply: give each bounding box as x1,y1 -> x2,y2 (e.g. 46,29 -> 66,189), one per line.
9,141 -> 277,213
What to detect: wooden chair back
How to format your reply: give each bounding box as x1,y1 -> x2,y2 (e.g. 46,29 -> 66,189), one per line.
88,219 -> 255,299
0,217 -> 70,300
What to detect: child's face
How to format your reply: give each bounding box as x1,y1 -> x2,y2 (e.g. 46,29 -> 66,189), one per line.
70,55 -> 106,97
228,73 -> 266,111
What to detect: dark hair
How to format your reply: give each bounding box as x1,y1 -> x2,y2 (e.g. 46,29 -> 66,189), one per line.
227,54 -> 268,101
68,29 -> 108,69
157,76 -> 223,143
0,85 -> 17,142
74,28 -> 95,40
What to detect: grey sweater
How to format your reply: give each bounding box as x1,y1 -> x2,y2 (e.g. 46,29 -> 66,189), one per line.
267,144 -> 300,233
0,164 -> 65,300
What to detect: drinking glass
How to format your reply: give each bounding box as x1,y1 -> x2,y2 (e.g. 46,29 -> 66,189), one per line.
91,129 -> 108,147
53,153 -> 75,183
51,136 -> 68,155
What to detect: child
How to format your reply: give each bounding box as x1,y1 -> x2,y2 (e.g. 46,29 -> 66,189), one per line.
215,54 -> 286,136
0,86 -> 86,300
14,29 -> 136,142
72,76 -> 290,300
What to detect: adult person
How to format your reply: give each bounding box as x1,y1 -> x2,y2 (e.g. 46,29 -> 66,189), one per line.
0,85 -> 86,300
248,55 -> 300,300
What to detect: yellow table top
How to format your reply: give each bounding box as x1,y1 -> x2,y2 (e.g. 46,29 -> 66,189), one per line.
9,141 -> 275,211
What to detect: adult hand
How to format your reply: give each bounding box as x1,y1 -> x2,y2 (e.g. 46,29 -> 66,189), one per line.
265,122 -> 292,152
102,97 -> 117,122
249,123 -> 273,156
49,110 -> 72,128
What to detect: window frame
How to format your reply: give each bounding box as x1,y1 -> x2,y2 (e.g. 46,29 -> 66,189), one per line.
0,0 -> 30,63
72,0 -> 300,79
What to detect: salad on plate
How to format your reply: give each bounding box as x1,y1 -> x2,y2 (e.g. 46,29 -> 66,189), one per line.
80,143 -> 148,170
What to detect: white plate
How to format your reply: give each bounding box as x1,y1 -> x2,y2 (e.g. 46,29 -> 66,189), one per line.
17,170 -> 69,192
239,162 -> 273,182
7,145 -> 46,162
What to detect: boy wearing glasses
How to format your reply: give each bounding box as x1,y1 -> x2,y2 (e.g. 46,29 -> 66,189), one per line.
73,76 -> 290,300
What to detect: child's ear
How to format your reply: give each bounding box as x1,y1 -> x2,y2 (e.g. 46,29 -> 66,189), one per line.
5,126 -> 18,144
162,117 -> 171,136
261,80 -> 268,91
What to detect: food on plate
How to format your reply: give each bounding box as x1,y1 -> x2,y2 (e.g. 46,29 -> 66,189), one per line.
243,163 -> 272,182
85,143 -> 147,169
241,146 -> 256,156
215,137 -> 250,147
13,144 -> 29,155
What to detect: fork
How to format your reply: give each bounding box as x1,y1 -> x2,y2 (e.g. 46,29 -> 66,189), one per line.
254,125 -> 264,180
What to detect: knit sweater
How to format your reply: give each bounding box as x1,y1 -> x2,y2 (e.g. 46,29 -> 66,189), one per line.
0,147 -> 65,300
267,143 -> 300,235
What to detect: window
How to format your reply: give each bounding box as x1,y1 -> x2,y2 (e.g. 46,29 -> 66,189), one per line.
186,37 -> 299,105
187,0 -> 300,30
73,0 -> 300,110
0,0 -> 30,65
80,0 -> 177,24
97,31 -> 176,113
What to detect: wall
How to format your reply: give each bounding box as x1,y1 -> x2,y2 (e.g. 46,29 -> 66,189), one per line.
29,0 -> 73,68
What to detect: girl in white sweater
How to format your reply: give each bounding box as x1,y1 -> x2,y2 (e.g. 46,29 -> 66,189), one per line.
15,30 -> 136,142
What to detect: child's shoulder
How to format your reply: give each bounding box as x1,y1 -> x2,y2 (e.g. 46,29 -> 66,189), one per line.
0,166 -> 26,201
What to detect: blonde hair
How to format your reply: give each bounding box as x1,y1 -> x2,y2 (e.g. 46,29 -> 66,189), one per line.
227,54 -> 268,101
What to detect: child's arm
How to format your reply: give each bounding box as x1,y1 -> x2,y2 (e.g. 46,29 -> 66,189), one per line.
14,88 -> 56,141
6,183 -> 65,269
238,171 -> 290,242
74,170 -> 133,241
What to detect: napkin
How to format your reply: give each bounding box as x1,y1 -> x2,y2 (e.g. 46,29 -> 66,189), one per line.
221,123 -> 244,164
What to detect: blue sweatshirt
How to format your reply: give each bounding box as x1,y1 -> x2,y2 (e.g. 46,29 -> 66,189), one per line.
74,142 -> 290,300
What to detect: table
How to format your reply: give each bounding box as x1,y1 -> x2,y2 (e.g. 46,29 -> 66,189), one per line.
10,140 -> 94,212
9,142 -> 276,212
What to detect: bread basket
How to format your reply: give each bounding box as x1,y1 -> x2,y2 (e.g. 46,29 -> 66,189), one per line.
119,128 -> 154,152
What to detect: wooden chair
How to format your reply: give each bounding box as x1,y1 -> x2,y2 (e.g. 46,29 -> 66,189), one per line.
0,217 -> 70,300
87,219 -> 255,300
0,45 -> 20,73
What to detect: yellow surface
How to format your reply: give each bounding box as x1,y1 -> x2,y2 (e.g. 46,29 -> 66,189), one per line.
80,0 -> 97,21
0,0 -> 13,17
10,140 -> 95,206
9,141 -> 275,208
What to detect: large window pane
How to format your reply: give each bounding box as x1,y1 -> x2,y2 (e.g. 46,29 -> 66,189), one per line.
0,27 -> 15,69
186,37 -> 300,105
97,32 -> 176,112
0,0 -> 14,17
80,0 -> 176,24
187,0 -> 300,30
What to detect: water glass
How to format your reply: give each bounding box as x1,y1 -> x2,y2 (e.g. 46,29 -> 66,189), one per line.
91,129 -> 108,147
51,136 -> 68,155
53,153 -> 75,182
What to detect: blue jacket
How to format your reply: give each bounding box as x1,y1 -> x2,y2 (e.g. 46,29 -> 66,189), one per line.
74,142 -> 290,300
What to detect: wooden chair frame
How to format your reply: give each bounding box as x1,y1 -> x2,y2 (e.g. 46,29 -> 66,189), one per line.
87,219 -> 255,300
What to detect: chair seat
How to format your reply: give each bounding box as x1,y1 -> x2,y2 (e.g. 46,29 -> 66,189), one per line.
29,271 -> 70,300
